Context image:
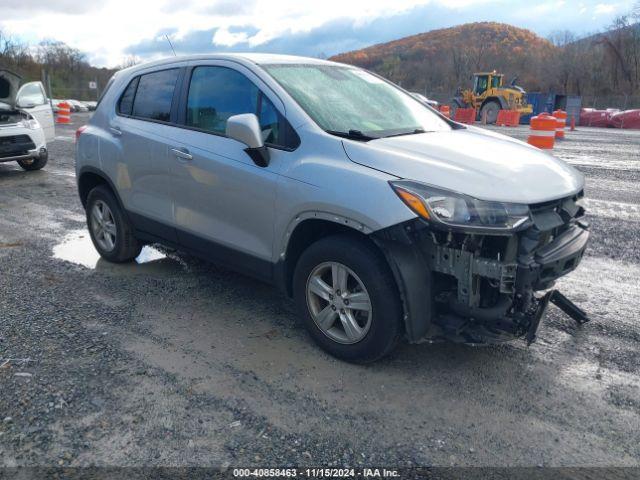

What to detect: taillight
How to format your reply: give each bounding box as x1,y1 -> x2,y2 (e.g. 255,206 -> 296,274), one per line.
75,125 -> 88,142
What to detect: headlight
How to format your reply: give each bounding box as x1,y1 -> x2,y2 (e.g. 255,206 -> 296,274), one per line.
20,118 -> 40,130
390,180 -> 531,231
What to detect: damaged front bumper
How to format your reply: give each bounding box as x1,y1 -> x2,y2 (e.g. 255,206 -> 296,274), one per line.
372,191 -> 590,345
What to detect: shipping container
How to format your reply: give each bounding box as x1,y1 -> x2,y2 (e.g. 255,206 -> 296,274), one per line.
554,95 -> 582,125
520,93 -> 582,125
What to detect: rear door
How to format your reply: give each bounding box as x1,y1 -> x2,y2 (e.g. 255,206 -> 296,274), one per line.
16,82 -> 55,142
100,67 -> 184,243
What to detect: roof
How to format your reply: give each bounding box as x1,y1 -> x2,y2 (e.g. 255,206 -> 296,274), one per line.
119,53 -> 345,75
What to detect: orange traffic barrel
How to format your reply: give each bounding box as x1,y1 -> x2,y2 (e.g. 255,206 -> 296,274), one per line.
527,113 -> 556,149
553,109 -> 567,139
57,102 -> 71,124
439,105 -> 451,118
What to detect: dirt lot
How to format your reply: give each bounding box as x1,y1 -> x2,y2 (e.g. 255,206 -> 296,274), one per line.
1,114 -> 639,471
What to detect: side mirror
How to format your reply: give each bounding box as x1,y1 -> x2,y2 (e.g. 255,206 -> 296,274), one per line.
226,113 -> 269,167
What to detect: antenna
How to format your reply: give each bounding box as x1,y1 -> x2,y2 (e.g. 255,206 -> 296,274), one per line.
165,34 -> 176,56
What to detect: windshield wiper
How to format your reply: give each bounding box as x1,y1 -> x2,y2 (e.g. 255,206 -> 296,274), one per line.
326,129 -> 377,141
380,128 -> 426,138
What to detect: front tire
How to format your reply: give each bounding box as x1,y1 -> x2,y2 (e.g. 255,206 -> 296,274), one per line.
480,100 -> 501,124
86,185 -> 141,262
18,155 -> 48,171
293,234 -> 403,363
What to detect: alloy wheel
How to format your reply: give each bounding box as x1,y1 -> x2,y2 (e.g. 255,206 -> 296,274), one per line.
306,262 -> 372,344
90,200 -> 117,252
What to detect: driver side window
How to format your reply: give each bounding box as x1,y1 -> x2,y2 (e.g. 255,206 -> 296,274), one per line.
186,66 -> 299,149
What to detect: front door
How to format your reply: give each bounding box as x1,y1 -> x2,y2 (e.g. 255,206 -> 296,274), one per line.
168,63 -> 296,280
17,82 -> 55,142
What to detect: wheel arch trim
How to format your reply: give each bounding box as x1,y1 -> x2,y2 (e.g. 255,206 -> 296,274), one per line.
369,220 -> 434,343
274,212 -> 377,297
77,166 -> 127,213
277,211 -> 374,261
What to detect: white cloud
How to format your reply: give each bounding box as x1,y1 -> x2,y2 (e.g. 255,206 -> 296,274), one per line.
0,0 -> 633,67
594,3 -> 616,14
212,28 -> 250,47
0,0 -> 441,67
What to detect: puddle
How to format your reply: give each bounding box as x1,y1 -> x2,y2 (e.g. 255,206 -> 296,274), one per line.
52,230 -> 185,275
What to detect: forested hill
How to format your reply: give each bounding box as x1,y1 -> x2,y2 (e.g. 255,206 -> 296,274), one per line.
0,33 -> 117,100
329,21 -> 640,100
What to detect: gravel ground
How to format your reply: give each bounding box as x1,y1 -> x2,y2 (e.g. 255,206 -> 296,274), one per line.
0,115 -> 639,472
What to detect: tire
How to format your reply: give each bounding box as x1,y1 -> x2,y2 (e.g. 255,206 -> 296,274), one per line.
18,155 -> 47,171
293,234 -> 403,363
86,185 -> 141,263
480,100 -> 501,124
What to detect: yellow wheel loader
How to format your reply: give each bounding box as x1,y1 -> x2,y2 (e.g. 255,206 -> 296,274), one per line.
453,71 -> 533,124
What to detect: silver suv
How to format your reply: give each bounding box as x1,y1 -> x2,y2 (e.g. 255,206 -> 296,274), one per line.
76,54 -> 589,362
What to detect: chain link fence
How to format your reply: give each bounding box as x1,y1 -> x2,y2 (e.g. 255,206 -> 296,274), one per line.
49,86 -> 101,103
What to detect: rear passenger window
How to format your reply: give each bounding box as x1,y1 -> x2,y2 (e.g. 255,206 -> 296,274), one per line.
117,77 -> 138,116
131,69 -> 179,122
186,66 -> 299,149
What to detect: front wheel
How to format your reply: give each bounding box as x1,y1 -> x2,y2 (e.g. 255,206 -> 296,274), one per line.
480,100 -> 501,124
18,155 -> 47,171
293,234 -> 403,363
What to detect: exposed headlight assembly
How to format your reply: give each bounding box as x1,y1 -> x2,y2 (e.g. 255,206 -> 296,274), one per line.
20,118 -> 41,130
391,180 -> 531,231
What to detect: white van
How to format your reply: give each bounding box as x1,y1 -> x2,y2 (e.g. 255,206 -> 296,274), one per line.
0,69 -> 55,170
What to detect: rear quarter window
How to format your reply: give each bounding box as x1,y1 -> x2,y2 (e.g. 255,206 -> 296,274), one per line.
117,77 -> 138,116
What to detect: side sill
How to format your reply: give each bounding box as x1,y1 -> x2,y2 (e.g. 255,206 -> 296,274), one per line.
127,210 -> 275,285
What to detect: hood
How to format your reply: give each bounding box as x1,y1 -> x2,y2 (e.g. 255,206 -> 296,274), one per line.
0,69 -> 21,110
342,126 -> 584,204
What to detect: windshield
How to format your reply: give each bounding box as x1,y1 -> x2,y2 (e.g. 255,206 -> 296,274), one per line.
262,64 -> 450,138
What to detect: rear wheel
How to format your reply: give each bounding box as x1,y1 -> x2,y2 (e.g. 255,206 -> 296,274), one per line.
86,185 -> 141,262
293,234 -> 403,363
480,100 -> 501,124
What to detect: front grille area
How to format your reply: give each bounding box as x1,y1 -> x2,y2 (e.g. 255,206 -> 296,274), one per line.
0,134 -> 35,158
526,190 -> 585,252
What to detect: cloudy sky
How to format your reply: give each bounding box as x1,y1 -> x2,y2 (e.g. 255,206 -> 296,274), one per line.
1,0 -> 636,67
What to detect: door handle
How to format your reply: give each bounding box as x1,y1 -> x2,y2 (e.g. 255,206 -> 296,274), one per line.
171,148 -> 193,161
109,126 -> 122,137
